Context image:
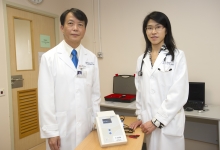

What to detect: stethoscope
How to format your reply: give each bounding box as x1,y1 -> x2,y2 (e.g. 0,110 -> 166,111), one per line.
138,52 -> 147,76
138,51 -> 172,76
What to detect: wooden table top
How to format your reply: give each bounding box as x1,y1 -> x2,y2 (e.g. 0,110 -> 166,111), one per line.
75,116 -> 144,150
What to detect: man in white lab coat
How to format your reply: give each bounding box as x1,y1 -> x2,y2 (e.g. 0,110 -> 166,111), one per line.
38,8 -> 101,150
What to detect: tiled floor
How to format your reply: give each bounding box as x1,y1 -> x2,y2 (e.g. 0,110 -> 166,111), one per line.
29,142 -> 46,150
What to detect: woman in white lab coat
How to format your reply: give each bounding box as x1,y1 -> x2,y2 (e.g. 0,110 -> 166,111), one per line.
38,8 -> 101,150
130,11 -> 189,150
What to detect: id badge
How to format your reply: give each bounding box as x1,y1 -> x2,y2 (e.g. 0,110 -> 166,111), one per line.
77,70 -> 87,78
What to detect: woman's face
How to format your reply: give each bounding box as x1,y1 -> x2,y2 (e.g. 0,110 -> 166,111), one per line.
146,19 -> 166,47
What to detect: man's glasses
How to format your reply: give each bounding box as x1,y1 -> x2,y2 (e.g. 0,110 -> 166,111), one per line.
145,25 -> 164,32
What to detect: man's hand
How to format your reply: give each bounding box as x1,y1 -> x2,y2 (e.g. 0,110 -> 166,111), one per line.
129,120 -> 142,130
140,121 -> 156,134
48,136 -> 61,150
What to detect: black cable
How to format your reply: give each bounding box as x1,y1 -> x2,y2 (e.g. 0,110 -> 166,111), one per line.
123,124 -> 134,133
120,115 -> 125,122
119,115 -> 134,133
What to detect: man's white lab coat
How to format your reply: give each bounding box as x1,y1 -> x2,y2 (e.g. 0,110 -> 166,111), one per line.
38,41 -> 101,150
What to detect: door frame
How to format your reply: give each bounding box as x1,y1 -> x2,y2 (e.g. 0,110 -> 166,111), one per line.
2,1 -> 60,149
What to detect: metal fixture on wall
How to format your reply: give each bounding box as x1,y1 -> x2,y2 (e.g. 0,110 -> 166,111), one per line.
93,0 -> 103,58
11,75 -> 24,89
97,0 -> 103,58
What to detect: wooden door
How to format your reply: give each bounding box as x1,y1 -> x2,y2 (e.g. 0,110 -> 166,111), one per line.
7,6 -> 56,150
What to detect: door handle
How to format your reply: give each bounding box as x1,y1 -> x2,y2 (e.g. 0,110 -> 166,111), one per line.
11,78 -> 24,85
11,78 -> 24,81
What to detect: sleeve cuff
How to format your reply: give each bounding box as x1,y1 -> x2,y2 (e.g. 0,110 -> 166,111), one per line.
40,124 -> 59,138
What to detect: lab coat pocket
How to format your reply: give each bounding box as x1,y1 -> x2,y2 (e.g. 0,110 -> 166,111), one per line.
56,112 -> 67,137
141,110 -> 150,124
158,64 -> 173,87
162,111 -> 185,136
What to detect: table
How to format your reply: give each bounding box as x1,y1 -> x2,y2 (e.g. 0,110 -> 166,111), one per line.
100,100 -> 220,150
184,105 -> 220,147
75,116 -> 144,150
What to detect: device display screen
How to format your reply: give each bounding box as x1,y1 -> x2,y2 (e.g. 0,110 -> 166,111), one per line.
102,118 -> 112,124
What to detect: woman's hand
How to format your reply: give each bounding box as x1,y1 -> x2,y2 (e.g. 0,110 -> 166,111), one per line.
129,120 -> 142,130
140,121 -> 156,134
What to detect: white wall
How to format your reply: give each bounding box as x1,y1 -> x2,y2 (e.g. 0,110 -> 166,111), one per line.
0,0 -> 220,149
0,1 -> 11,149
70,0 -> 220,105
71,1 -> 220,150
96,0 -> 220,105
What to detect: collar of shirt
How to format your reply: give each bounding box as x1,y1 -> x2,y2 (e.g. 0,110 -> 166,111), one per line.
63,40 -> 81,58
148,44 -> 167,54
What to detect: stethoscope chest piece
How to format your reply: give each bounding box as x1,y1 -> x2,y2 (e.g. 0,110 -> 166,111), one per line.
138,71 -> 143,76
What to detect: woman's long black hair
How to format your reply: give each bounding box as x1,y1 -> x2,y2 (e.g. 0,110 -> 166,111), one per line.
143,11 -> 176,61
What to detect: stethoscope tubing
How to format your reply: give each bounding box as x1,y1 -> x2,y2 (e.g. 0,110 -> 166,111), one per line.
138,52 -> 172,76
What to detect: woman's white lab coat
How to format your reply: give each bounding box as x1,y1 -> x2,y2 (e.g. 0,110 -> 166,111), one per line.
135,49 -> 188,150
38,41 -> 101,150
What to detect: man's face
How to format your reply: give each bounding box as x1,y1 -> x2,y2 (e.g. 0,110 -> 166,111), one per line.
61,12 -> 86,47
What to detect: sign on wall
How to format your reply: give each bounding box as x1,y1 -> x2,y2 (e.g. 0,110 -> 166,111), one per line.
40,34 -> 50,48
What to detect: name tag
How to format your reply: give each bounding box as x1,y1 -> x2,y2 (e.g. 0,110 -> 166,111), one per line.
162,61 -> 174,65
86,62 -> 94,65
77,70 -> 87,78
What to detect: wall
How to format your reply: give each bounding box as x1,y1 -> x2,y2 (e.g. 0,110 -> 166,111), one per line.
67,0 -> 220,105
0,1 -> 11,149
71,0 -> 220,150
1,0 -> 220,149
0,0 -> 69,149
99,0 -> 220,105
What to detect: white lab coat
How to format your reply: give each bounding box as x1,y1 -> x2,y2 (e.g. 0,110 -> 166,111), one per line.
135,49 -> 189,150
38,41 -> 101,150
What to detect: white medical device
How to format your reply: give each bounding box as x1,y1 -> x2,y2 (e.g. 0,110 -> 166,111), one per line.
96,111 -> 127,147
